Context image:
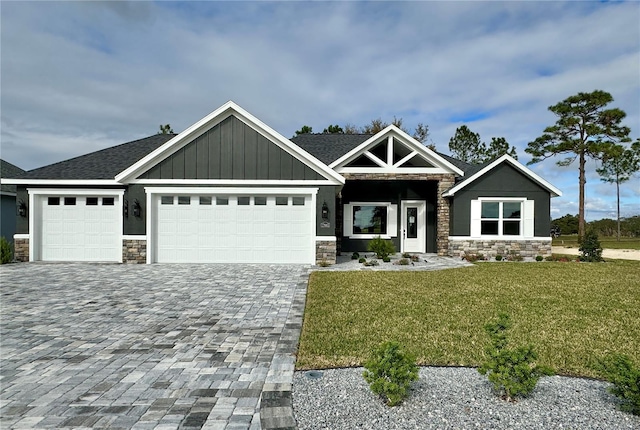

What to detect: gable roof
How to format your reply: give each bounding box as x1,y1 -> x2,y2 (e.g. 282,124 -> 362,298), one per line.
116,101 -> 344,184
3,135 -> 174,184
443,154 -> 562,197
0,159 -> 26,193
326,125 -> 465,176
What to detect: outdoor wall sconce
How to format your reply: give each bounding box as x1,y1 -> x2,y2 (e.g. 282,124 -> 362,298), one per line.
321,201 -> 329,220
124,199 -> 129,218
132,199 -> 141,218
17,200 -> 27,218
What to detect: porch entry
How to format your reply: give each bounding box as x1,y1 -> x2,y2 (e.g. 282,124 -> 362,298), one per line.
401,200 -> 426,253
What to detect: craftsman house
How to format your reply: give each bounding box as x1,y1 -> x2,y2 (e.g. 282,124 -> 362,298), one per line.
2,101 -> 561,264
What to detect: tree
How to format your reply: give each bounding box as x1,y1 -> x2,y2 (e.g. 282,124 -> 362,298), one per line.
344,123 -> 360,134
525,90 -> 631,240
552,214 -> 579,235
486,137 -> 518,161
294,125 -> 313,136
362,118 -> 388,134
448,125 -> 486,164
412,123 -> 429,144
158,124 -> 174,134
596,139 -> 640,241
323,124 -> 344,134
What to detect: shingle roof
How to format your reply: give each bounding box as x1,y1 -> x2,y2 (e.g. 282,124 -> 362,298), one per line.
291,134 -> 373,165
0,159 -> 26,193
14,134 -> 175,180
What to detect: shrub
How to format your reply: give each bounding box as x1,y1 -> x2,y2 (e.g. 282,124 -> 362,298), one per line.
495,254 -> 503,261
598,354 -> 640,415
463,253 -> 485,262
478,313 -> 554,401
410,254 -> 420,262
363,341 -> 419,406
351,252 -> 360,260
368,236 -> 396,260
535,255 -> 544,262
579,230 -> 603,262
507,251 -> 523,262
0,237 -> 12,264
402,252 -> 411,258
382,256 -> 391,263
394,258 -> 410,266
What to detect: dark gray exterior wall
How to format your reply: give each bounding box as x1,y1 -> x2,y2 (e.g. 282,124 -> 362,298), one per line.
1,194 -> 17,241
124,184 -> 147,235
340,180 -> 437,253
450,163 -> 551,237
15,187 -> 28,234
139,116 -> 324,181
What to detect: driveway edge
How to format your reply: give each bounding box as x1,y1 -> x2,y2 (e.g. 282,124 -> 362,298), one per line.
259,268 -> 310,429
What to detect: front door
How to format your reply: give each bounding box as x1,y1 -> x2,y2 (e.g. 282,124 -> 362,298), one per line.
401,200 -> 426,253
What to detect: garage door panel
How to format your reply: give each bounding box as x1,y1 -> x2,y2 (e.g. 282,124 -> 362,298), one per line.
155,193 -> 313,264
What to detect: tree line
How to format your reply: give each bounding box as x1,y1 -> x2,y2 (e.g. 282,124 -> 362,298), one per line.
552,214 -> 640,238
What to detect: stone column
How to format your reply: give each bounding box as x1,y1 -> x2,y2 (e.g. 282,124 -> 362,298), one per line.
436,175 -> 455,256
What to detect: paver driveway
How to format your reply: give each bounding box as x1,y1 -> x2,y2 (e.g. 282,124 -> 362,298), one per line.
0,263 -> 308,430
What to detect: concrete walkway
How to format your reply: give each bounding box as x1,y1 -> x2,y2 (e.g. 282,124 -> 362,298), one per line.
0,263 -> 308,430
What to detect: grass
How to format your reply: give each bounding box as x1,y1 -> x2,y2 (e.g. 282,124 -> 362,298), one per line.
296,260 -> 640,378
553,235 -> 640,250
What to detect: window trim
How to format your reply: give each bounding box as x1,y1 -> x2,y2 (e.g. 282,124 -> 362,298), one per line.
343,202 -> 397,239
471,197 -> 533,238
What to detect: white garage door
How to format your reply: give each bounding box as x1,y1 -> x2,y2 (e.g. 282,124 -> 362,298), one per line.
154,194 -> 314,264
40,195 -> 121,262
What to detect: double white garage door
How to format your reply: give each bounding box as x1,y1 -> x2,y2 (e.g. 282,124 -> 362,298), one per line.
154,193 -> 314,264
36,190 -> 315,264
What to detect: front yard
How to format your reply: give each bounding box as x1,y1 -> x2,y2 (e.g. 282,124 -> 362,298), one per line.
296,260 -> 640,378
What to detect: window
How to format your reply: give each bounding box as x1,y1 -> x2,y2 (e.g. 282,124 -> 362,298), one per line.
254,196 -> 267,205
238,196 -> 250,206
216,197 -> 228,205
480,201 -> 522,236
48,197 -> 60,205
178,196 -> 191,205
353,205 -> 387,234
86,197 -> 99,206
292,197 -> 305,206
276,196 -> 288,206
161,196 -> 174,205
199,196 -> 212,205
102,197 -> 115,206
64,197 -> 76,206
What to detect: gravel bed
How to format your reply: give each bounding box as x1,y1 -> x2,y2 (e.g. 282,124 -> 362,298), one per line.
292,367 -> 639,429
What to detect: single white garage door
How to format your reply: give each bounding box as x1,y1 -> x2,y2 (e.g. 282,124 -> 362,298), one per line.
154,194 -> 314,264
40,195 -> 121,262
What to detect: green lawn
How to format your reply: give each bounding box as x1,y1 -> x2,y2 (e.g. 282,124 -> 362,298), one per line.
296,261 -> 640,378
553,235 -> 640,250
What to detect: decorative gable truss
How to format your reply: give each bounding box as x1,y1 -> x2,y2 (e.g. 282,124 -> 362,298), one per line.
330,125 -> 464,176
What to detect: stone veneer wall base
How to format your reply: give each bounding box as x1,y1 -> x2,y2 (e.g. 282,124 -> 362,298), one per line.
315,240 -> 337,265
449,238 -> 553,258
122,239 -> 147,264
14,238 -> 29,262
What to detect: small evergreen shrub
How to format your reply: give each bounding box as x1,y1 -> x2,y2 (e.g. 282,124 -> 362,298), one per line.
351,252 -> 360,260
382,256 -> 391,263
495,254 -> 503,261
363,341 -> 419,406
359,257 -> 367,264
395,258 -> 410,266
478,313 -> 554,401
598,354 -> 640,415
535,255 -> 544,262
579,230 -> 603,262
368,236 -> 396,260
0,237 -> 12,264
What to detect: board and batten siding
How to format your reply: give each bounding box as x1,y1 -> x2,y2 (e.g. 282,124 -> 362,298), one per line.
138,116 -> 324,181
449,163 -> 551,237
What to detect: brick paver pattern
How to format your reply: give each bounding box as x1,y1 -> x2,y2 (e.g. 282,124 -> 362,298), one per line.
0,263 -> 307,430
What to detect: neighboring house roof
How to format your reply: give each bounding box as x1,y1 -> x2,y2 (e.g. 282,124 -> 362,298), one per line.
291,134 -> 373,165
443,154 -> 562,197
0,159 -> 26,194
6,135 -> 174,181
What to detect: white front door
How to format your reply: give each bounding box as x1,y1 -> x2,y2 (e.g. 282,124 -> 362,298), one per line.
401,200 -> 426,253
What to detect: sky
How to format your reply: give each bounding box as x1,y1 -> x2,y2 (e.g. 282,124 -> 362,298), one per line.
1,1 -> 639,221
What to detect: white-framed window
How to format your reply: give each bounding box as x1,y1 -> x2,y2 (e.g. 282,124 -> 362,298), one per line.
470,198 -> 534,238
343,202 -> 397,238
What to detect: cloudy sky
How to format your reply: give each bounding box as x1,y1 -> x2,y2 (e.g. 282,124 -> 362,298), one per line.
1,1 -> 638,221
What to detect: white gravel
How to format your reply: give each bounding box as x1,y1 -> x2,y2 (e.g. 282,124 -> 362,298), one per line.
292,367 -> 640,429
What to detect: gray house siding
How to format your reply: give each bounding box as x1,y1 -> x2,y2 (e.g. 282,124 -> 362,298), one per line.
138,116 -> 324,181
450,163 -> 551,237
340,180 -> 438,253
15,187 -> 29,235
1,194 -> 17,241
